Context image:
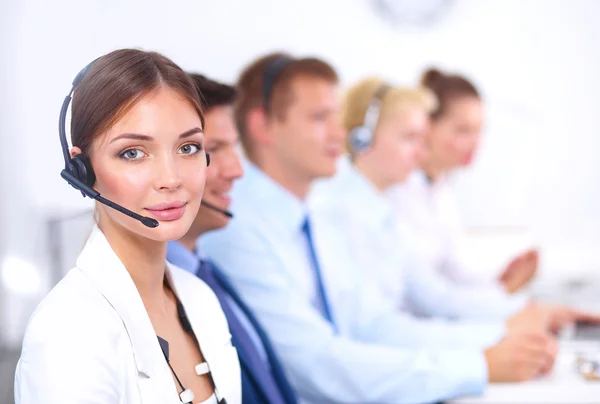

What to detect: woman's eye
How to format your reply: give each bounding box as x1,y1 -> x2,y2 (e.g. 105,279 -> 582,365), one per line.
178,143 -> 201,155
119,149 -> 145,160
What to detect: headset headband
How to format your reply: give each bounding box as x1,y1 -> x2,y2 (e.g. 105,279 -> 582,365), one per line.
262,55 -> 293,112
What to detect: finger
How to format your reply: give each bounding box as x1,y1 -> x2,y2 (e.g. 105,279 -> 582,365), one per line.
575,312 -> 600,323
522,343 -> 555,372
521,332 -> 554,349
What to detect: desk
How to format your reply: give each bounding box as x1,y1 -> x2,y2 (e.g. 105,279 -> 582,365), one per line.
450,341 -> 600,404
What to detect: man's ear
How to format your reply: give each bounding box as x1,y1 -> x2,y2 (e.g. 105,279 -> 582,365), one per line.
246,108 -> 273,146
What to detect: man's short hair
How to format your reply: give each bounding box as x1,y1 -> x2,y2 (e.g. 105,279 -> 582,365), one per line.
188,73 -> 237,112
234,52 -> 338,155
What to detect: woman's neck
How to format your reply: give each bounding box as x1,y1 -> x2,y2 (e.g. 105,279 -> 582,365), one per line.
354,160 -> 388,193
98,218 -> 168,310
420,157 -> 447,184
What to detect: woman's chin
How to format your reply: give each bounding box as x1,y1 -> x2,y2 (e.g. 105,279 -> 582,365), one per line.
139,219 -> 194,242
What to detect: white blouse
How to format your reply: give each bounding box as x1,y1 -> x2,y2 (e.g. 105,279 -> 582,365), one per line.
387,170 -> 486,284
385,170 -> 527,319
14,225 -> 241,404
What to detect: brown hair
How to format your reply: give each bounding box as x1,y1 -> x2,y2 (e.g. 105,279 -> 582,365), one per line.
71,49 -> 204,156
188,73 -> 237,111
421,68 -> 480,120
234,52 -> 338,154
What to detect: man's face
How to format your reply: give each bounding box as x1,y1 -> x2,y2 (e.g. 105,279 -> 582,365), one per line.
192,105 -> 243,232
269,76 -> 345,182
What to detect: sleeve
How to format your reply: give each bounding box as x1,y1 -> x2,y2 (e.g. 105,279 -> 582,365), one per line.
404,256 -> 529,320
349,272 -> 506,350
14,307 -> 122,403
404,187 -> 530,319
200,220 -> 489,404
316,209 -> 505,350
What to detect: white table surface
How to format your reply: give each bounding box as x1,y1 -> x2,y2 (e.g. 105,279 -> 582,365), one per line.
449,336 -> 600,403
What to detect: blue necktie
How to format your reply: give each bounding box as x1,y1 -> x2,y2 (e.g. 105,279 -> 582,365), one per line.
196,260 -> 291,404
301,217 -> 337,332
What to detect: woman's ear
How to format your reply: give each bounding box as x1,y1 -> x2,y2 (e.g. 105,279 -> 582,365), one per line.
70,146 -> 82,159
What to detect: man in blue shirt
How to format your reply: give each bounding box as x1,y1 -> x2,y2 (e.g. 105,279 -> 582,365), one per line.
199,54 -> 557,404
167,73 -> 297,404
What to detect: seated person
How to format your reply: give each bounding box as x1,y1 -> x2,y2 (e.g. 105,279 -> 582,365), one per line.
388,67 -> 536,293
311,77 -> 599,332
200,53 -> 557,404
167,73 -> 297,404
15,50 -> 240,403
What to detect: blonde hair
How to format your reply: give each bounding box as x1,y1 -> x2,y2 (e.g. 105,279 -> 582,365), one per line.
341,77 -> 437,153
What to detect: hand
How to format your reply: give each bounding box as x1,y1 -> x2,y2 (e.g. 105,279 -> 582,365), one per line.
485,331 -> 557,383
499,249 -> 539,293
539,337 -> 559,375
540,304 -> 600,334
506,302 -> 550,335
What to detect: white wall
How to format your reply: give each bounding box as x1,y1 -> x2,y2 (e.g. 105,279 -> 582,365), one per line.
2,0 -> 599,344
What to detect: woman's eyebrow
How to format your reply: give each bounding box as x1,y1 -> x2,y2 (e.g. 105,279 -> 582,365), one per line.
110,127 -> 203,144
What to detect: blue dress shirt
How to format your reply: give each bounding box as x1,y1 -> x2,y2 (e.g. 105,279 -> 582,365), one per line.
200,159 -> 493,404
167,241 -> 297,404
167,241 -> 268,364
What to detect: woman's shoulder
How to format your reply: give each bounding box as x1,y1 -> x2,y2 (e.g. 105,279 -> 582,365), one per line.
22,267 -> 126,352
16,267 -> 129,399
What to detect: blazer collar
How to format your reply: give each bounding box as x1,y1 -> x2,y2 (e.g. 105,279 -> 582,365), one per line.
76,225 -> 165,377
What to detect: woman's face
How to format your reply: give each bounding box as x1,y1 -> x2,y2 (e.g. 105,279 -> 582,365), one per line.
356,105 -> 429,189
84,87 -> 207,242
427,95 -> 483,170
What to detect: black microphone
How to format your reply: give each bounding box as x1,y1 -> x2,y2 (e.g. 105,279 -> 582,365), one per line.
201,201 -> 234,218
61,170 -> 159,228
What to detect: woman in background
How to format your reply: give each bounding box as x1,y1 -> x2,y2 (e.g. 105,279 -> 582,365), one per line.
387,68 -> 538,296
311,77 -> 530,320
15,49 -> 240,403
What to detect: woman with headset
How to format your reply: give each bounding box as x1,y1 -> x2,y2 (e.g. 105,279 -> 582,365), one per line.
387,68 -> 538,296
14,49 -> 241,403
310,77 -> 532,321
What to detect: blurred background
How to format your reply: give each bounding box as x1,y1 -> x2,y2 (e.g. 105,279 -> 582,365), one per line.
1,0 -> 599,401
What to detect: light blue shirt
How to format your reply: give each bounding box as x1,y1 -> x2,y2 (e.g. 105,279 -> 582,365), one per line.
166,241 -> 269,365
311,158 -> 526,322
200,159 -> 491,404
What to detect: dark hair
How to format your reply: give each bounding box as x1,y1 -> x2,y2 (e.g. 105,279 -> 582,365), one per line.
71,49 -> 204,156
421,68 -> 480,120
188,73 -> 237,111
234,52 -> 338,154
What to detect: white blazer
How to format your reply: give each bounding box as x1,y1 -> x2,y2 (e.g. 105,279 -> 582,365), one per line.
14,225 -> 241,404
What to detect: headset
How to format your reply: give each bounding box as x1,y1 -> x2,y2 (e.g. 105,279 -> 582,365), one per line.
347,83 -> 392,155
262,55 -> 293,113
59,58 -> 213,228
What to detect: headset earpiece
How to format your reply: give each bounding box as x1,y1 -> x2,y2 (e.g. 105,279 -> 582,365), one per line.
348,126 -> 374,155
69,154 -> 96,187
348,83 -> 392,155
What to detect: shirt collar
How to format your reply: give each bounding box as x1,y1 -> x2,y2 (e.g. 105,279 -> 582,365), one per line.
166,241 -> 200,275
234,158 -> 308,233
343,162 -> 395,229
412,169 -> 450,192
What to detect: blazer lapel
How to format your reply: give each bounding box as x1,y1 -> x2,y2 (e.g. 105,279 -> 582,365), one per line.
76,226 -> 179,402
169,264 -> 242,404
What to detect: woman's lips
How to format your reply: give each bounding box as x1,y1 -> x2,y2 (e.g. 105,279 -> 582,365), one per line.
145,201 -> 187,221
